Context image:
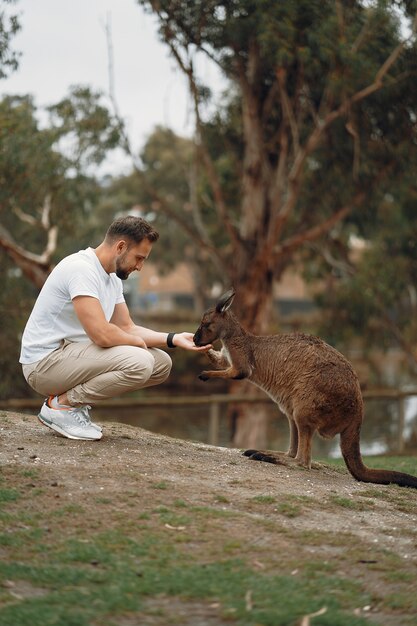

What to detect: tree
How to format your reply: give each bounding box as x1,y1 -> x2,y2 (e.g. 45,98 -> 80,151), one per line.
0,88 -> 121,287
134,0 -> 417,446
312,189 -> 417,385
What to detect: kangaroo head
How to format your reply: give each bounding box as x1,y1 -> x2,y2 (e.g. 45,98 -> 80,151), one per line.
193,289 -> 235,346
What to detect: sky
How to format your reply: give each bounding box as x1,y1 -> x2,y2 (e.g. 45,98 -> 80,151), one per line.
1,0 -> 222,174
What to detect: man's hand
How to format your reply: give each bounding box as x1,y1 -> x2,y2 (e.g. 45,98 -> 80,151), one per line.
134,336 -> 148,349
173,332 -> 212,352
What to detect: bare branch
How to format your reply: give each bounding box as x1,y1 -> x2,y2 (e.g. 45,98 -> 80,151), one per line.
341,11 -> 417,111
9,194 -> 58,275
276,68 -> 300,154
269,14 -> 417,247
345,117 -> 360,180
185,151 -> 228,277
40,193 -> 52,229
13,206 -> 37,226
0,222 -> 54,288
42,225 -> 58,263
273,192 -> 365,262
310,241 -> 356,277
261,80 -> 279,124
351,10 -> 374,54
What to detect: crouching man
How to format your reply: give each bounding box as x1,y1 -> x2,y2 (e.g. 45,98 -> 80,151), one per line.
19,215 -> 210,440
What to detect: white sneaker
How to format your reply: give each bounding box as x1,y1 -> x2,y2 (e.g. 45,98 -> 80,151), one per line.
38,399 -> 102,440
48,397 -> 102,433
77,405 -> 102,433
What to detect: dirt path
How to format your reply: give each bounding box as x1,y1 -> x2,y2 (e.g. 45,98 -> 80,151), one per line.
1,411 -> 417,625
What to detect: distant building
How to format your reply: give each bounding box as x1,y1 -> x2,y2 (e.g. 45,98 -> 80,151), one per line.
125,261 -> 318,322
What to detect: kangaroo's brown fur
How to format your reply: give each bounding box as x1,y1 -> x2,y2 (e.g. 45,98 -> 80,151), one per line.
193,290 -> 417,489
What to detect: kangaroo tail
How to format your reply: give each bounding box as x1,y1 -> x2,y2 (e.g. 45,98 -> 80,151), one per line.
340,423 -> 417,488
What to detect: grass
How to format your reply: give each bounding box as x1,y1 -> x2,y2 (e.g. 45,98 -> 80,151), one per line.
0,478 -> 378,626
1,446 -> 416,626
328,495 -> 371,511
0,488 -> 20,503
323,455 -> 417,512
250,493 -> 318,518
252,494 -> 276,504
323,454 -> 417,475
0,525 -> 374,626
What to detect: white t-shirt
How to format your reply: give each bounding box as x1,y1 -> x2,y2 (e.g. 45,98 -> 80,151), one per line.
19,247 -> 125,364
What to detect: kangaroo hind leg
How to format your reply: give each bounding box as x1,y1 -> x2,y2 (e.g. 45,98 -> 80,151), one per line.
294,422 -> 315,469
286,416 -> 298,458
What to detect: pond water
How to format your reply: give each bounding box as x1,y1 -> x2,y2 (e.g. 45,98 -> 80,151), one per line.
94,394 -> 417,457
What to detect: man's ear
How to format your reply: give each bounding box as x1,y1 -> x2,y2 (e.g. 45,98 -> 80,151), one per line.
115,240 -> 128,255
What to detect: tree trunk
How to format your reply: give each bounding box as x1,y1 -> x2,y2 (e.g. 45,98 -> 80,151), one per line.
230,382 -> 270,449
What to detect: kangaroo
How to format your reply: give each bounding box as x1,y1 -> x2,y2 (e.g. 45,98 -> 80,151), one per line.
193,289 -> 417,489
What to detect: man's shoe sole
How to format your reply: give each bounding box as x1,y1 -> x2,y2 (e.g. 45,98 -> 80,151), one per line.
37,413 -> 102,441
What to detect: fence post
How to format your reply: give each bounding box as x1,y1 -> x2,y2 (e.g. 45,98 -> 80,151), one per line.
397,394 -> 406,454
209,401 -> 220,446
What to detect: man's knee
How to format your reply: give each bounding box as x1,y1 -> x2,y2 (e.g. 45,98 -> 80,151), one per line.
149,349 -> 172,383
119,347 -> 156,384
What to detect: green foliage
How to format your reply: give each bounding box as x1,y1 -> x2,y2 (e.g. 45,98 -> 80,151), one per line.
47,86 -> 121,169
0,255 -> 36,399
0,0 -> 20,79
0,88 -> 119,257
314,195 -> 417,375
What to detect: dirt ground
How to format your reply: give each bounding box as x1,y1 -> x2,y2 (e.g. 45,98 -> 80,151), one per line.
1,410 -> 417,625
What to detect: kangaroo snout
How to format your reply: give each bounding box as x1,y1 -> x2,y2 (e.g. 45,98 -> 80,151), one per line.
193,330 -> 203,346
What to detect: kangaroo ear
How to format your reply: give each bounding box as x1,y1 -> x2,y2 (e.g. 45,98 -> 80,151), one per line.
216,289 -> 235,313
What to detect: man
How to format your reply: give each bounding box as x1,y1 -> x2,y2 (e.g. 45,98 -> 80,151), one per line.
19,215 -> 210,441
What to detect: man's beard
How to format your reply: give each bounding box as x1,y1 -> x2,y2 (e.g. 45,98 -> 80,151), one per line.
115,267 -> 129,280
115,255 -> 130,280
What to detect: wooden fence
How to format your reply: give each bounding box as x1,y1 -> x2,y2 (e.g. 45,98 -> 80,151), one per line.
1,389 -> 417,451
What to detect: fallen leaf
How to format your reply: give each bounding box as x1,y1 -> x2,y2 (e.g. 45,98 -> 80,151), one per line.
164,523 -> 186,530
299,607 -> 327,626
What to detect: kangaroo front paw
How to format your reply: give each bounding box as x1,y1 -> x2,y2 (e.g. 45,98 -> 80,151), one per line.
198,372 -> 209,381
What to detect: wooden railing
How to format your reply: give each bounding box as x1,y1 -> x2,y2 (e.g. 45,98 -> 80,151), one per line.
1,389 -> 417,451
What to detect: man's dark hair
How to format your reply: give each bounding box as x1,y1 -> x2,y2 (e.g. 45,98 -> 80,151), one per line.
106,215 -> 159,245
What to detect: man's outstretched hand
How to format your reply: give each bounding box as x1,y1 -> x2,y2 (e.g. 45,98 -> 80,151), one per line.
173,332 -> 212,352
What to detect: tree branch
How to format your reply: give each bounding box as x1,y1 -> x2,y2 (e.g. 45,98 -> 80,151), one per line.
0,222 -> 54,288
273,192 -> 365,262
268,13 -> 417,248
276,67 -> 300,154
310,240 -> 356,277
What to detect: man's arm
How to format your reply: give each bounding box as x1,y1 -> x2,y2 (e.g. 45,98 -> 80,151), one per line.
110,302 -> 211,352
72,296 -> 147,348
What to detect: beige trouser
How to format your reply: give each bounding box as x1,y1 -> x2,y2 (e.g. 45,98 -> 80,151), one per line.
22,340 -> 172,407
